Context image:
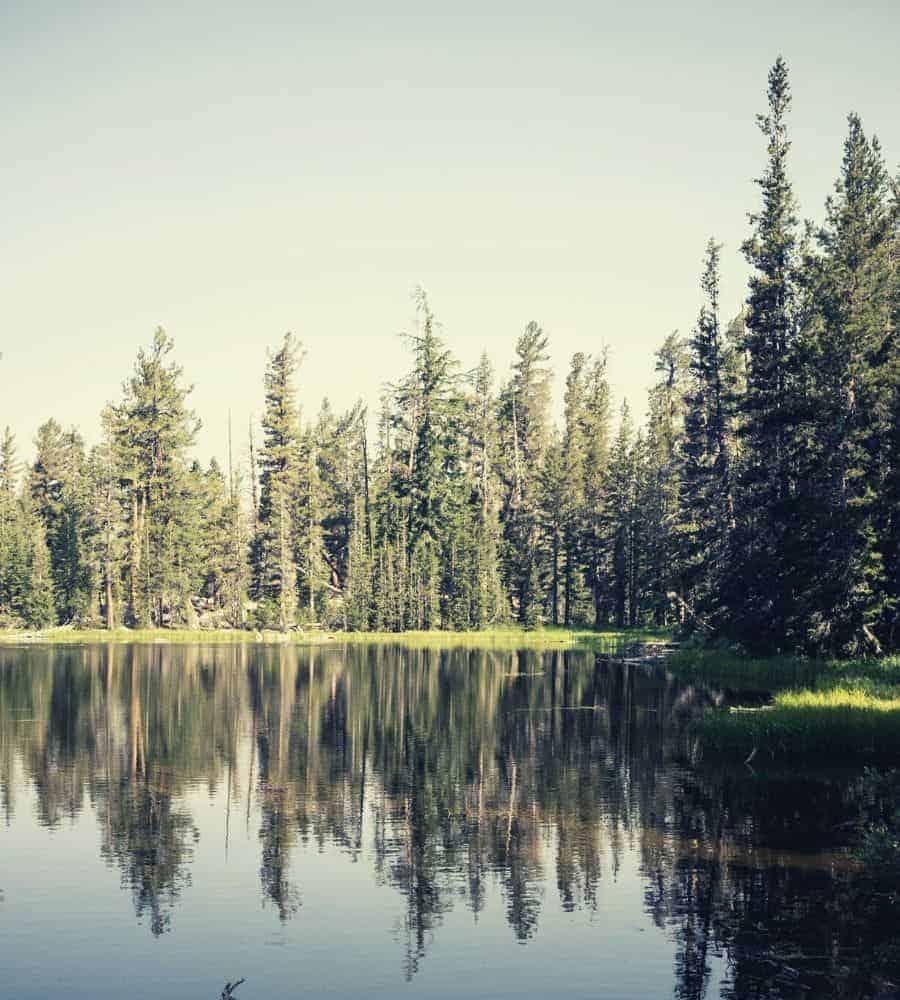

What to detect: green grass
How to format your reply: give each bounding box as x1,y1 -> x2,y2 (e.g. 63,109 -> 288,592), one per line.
0,623 -> 672,649
674,649 -> 900,761
330,624 -> 671,649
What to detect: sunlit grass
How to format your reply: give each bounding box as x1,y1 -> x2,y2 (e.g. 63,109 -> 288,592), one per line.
0,623 -> 672,649
334,625 -> 671,649
690,657 -> 900,761
778,685 -> 900,712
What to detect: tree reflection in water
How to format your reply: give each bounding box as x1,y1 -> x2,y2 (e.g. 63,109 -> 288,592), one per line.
0,642 -> 897,996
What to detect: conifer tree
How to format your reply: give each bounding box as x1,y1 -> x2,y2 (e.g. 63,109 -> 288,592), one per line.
19,499 -> 56,628
379,290 -> 466,628
561,354 -> 589,624
29,420 -> 92,622
885,175 -> 900,649
111,328 -> 200,626
731,56 -> 802,648
605,402 -> 637,627
798,115 -> 897,652
500,322 -> 552,622
85,409 -> 125,628
0,429 -> 24,624
315,400 -> 367,599
539,435 -> 565,625
678,239 -> 736,627
251,333 -> 303,630
345,493 -> 373,630
295,431 -> 327,622
643,332 -> 688,625
467,354 -> 506,627
581,354 -> 612,625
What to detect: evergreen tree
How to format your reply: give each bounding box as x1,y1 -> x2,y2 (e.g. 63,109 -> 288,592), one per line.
643,332 -> 689,625
0,429 -> 24,625
885,174 -> 900,649
251,333 -> 302,630
0,56 -> 897,651
198,459 -> 230,612
605,403 -> 637,627
316,400 -> 368,601
86,409 -> 125,628
500,322 -> 552,622
295,430 -> 327,623
678,239 -> 737,628
345,493 -> 373,631
730,56 -> 802,649
466,353 -> 506,627
561,354 -> 589,625
29,420 -> 92,622
19,499 -> 56,629
111,328 -> 200,627
796,115 -> 897,653
581,354 -> 612,625
539,434 -> 565,625
379,290 -> 466,628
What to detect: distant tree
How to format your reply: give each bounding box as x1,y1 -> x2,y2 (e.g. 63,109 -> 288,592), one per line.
499,322 -> 552,622
581,354 -> 612,625
251,333 -> 303,630
29,420 -> 92,622
643,332 -> 689,625
111,328 -> 200,627
678,239 -> 737,628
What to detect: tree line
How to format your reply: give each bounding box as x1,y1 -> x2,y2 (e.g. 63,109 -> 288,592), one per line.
0,57 -> 897,654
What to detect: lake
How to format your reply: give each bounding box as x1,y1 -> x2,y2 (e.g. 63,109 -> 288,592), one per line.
0,642 -> 895,999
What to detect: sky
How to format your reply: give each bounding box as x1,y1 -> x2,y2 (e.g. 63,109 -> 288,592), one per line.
2,0 -> 898,466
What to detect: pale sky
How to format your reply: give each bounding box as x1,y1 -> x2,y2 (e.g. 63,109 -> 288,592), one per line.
2,0 -> 898,466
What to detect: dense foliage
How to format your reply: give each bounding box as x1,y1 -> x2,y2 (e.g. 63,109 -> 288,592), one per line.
0,58 -> 897,654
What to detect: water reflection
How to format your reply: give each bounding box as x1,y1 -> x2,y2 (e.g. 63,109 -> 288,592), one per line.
0,643 -> 897,998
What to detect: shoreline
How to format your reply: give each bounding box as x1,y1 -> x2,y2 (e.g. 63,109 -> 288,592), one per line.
0,624 -> 673,649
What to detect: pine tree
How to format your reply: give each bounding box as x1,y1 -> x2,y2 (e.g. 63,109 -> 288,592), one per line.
20,499 -> 56,629
605,402 -> 637,628
539,435 -> 565,625
111,328 -> 200,627
0,429 -> 24,625
731,56 -> 802,649
295,430 -> 327,623
500,322 -> 552,622
561,354 -> 589,625
380,289 -> 466,628
884,174 -> 900,649
582,354 -> 612,625
86,409 -> 125,628
678,239 -> 736,628
29,420 -> 92,623
467,354 -> 506,627
252,333 -> 303,630
345,493 -> 373,631
797,115 -> 897,652
398,290 -> 463,554
643,332 -> 688,625
315,399 -> 367,601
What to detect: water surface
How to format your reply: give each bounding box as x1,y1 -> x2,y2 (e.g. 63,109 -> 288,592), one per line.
0,643 -> 894,998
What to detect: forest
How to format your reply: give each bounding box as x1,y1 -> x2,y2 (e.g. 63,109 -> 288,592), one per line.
0,58 -> 897,656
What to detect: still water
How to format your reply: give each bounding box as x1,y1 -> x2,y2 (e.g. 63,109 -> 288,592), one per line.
0,643 -> 894,999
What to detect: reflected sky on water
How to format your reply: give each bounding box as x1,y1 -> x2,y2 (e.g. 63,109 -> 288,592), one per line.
0,643 -> 894,999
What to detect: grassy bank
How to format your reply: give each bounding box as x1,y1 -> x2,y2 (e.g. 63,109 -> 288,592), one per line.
0,623 -> 672,649
667,647 -> 900,761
